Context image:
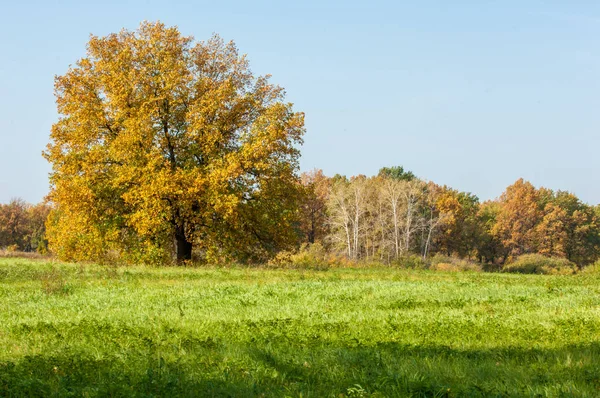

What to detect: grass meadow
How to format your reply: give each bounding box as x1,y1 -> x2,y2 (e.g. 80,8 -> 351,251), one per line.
1,258 -> 600,397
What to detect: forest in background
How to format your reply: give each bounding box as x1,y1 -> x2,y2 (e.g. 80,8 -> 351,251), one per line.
293,167 -> 600,272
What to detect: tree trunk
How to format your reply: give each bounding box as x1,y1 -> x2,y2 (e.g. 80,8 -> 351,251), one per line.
308,214 -> 315,243
423,224 -> 433,260
175,225 -> 192,263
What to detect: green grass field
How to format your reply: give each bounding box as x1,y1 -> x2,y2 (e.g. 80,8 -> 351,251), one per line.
1,258 -> 600,397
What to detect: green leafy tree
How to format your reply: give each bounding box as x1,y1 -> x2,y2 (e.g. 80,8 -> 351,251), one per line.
377,166 -> 416,182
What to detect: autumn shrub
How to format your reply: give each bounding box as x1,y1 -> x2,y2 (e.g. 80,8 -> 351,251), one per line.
503,254 -> 577,275
428,254 -> 482,272
580,259 -> 600,274
268,243 -> 331,270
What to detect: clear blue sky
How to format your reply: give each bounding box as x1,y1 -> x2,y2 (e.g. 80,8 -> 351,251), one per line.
1,0 -> 599,204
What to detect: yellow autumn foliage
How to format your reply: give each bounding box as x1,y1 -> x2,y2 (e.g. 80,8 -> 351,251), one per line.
44,21 -> 304,264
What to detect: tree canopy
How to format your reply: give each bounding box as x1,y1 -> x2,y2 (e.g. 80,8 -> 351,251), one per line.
44,22 -> 305,264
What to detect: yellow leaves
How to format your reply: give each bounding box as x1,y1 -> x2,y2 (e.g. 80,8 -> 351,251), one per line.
45,21 -> 305,263
46,208 -> 106,262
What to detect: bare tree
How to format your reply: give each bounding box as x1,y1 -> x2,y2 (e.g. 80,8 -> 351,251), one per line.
349,176 -> 369,260
382,178 -> 403,259
400,180 -> 427,253
328,179 -> 353,258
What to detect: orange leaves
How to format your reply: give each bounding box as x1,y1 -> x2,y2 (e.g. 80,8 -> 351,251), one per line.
489,179 -> 600,265
492,179 -> 542,256
536,203 -> 568,257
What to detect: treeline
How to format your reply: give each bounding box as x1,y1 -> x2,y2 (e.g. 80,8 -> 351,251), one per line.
2,167 -> 599,269
0,199 -> 51,253
296,167 -> 600,268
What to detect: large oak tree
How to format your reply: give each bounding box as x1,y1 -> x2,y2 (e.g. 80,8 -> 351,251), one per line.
45,22 -> 305,263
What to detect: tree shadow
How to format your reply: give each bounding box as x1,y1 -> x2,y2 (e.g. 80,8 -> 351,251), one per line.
247,341 -> 600,396
1,341 -> 600,397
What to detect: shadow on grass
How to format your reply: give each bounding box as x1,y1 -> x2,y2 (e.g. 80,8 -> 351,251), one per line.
0,353 -> 260,398
2,341 -> 600,397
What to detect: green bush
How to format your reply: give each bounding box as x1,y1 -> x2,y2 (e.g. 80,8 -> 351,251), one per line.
503,254 -> 577,275
391,255 -> 428,270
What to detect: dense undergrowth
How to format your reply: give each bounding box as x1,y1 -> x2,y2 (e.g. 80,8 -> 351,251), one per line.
267,244 -> 595,275
1,258 -> 600,396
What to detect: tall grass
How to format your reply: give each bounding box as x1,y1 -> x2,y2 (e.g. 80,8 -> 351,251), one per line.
1,258 -> 600,396
503,254 -> 578,275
